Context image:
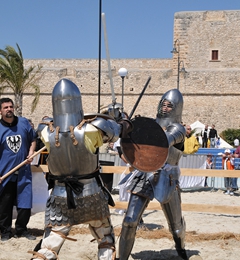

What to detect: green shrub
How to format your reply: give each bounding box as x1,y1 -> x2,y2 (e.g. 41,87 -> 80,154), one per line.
220,129 -> 240,146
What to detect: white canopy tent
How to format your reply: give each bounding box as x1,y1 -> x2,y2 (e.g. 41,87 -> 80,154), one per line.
190,120 -> 233,149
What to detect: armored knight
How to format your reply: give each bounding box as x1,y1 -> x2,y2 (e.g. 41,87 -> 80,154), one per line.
119,89 -> 188,260
30,79 -> 131,260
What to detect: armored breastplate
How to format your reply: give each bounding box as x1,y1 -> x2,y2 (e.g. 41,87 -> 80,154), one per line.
47,125 -> 98,176
166,145 -> 183,165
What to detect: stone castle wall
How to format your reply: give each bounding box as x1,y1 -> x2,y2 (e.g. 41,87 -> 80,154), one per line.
3,10 -> 240,134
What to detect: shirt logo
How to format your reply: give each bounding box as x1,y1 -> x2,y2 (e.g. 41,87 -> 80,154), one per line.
6,135 -> 22,153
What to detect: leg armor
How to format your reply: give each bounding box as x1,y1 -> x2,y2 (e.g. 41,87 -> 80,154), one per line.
30,226 -> 72,260
161,188 -> 188,260
89,217 -> 115,260
119,194 -> 149,260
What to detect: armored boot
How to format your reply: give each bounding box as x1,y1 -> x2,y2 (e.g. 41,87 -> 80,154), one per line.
119,225 -> 137,260
98,246 -> 115,260
89,218 -> 116,260
98,232 -> 116,260
29,226 -> 71,260
161,188 -> 187,260
172,219 -> 188,260
176,248 -> 188,260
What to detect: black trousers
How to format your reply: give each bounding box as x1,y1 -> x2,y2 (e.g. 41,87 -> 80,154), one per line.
202,138 -> 208,148
0,180 -> 31,235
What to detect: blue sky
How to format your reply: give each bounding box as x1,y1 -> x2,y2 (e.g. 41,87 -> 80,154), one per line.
1,1 -> 240,59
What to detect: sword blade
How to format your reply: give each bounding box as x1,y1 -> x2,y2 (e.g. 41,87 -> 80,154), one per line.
129,76 -> 151,119
102,13 -> 116,103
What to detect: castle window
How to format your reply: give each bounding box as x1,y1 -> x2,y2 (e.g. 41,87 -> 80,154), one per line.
211,50 -> 219,61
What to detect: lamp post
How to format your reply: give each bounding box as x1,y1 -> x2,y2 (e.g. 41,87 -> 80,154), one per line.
118,68 -> 128,111
171,39 -> 187,90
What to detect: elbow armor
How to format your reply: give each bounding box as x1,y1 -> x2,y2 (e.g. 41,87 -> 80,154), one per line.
90,117 -> 121,143
165,123 -> 186,147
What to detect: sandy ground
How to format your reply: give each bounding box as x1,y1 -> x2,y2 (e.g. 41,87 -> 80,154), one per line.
1,188 -> 240,260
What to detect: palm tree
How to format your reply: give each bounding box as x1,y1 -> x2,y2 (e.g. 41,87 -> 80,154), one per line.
0,43 -> 42,116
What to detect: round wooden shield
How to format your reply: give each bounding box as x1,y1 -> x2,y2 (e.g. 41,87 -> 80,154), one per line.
120,116 -> 168,172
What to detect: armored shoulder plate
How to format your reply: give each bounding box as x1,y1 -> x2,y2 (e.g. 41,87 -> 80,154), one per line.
36,117 -> 53,137
165,123 -> 186,147
165,123 -> 185,165
90,117 -> 121,143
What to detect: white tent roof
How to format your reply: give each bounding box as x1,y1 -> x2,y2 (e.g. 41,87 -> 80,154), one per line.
190,120 -> 205,135
190,120 -> 233,149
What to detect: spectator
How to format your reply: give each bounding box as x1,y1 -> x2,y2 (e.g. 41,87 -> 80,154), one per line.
222,149 -> 236,195
202,154 -> 213,187
209,124 -> 218,148
99,143 -> 108,153
179,125 -> 201,189
0,98 -> 37,241
107,142 -> 118,155
232,139 -> 240,190
201,125 -> 209,148
233,139 -> 240,158
216,136 -> 221,148
183,125 -> 199,154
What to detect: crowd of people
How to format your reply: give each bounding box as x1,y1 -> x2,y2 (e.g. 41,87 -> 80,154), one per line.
179,122 -> 240,192
181,123 -> 221,149
199,124 -> 219,148
221,143 -> 240,196
0,78 -> 240,260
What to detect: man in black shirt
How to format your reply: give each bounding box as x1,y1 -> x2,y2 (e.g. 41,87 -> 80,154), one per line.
201,125 -> 209,148
209,124 -> 218,148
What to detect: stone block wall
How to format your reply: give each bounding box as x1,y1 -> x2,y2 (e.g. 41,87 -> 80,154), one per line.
2,10 -> 240,134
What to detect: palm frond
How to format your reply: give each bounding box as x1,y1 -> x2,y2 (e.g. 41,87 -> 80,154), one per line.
0,44 -> 43,114
30,84 -> 41,112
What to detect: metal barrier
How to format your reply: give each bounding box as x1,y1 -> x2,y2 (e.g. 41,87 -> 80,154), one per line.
30,152 -> 240,215
34,152 -> 240,190
178,154 -> 240,190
